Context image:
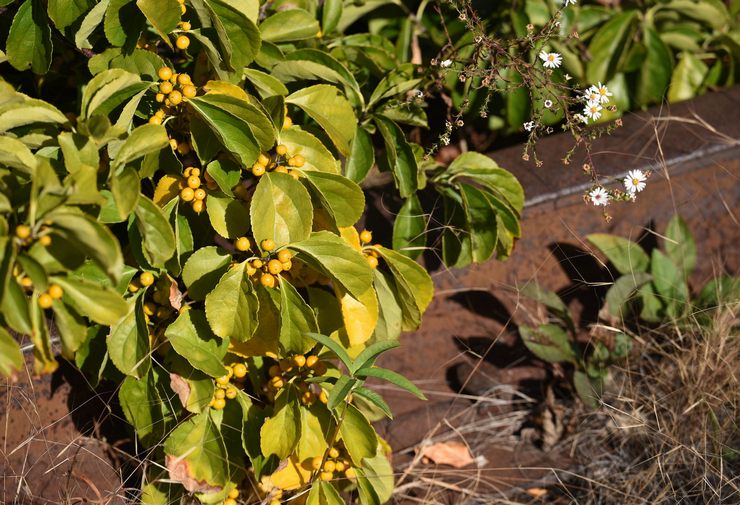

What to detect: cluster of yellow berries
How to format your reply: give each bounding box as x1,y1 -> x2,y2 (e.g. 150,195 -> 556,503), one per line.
129,272 -> 176,328
36,284 -> 63,309
360,229 -> 380,269
178,166 -> 208,213
169,137 -> 191,156
210,362 -> 248,410
175,0 -> 188,18
14,224 -> 52,247
266,354 -> 329,405
233,238 -> 294,289
149,67 -> 197,125
312,446 -> 356,481
249,145 -> 304,180
217,487 -> 240,505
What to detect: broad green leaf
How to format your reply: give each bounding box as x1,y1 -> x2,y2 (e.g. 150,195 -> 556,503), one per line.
206,192 -> 251,239
205,262 -> 259,342
80,68 -> 147,120
586,234 -> 649,274
89,47 -> 167,82
519,282 -> 574,333
586,11 -> 638,83
0,278 -> 33,335
0,136 -> 38,173
297,404 -> 331,461
663,0 -> 730,29
354,366 -> 425,399
107,295 -> 150,377
112,124 -> 169,170
209,0 -> 261,72
0,98 -> 67,133
165,309 -> 230,378
290,231 -> 373,299
392,195 -> 426,259
279,127 -> 340,174
136,0 -> 180,46
28,295 -> 56,374
164,411 -> 229,490
260,8 -> 320,43
104,0 -> 146,48
52,276 -> 128,325
48,0 -> 93,30
260,389 -> 301,459
182,246 -> 231,301
322,0 -> 343,34
668,52 -> 708,103
664,215 -> 696,277
651,249 -> 689,310
573,370 -> 601,408
375,246 -> 433,328
636,27 -> 673,106
243,68 -> 289,98
167,353 -> 215,414
119,371 -> 167,446
368,64 -> 420,108
345,127 -> 374,184
134,196 -> 176,269
303,171 -> 364,227
110,166 -> 140,221
286,84 -> 357,156
277,279 -> 318,355
605,272 -> 653,317
0,327 -> 23,378
205,159 -> 241,197
519,324 -> 577,364
194,93 -> 274,151
447,152 -> 524,213
353,386 -> 393,419
459,183 -> 497,263
6,0 -> 53,74
352,340 -> 399,373
359,450 -> 394,504
374,116 -> 417,198
251,172 -> 313,248
229,284 -> 280,357
371,269 -> 403,342
307,481 -> 344,505
339,404 -> 376,466
51,300 -> 87,358
75,0 -> 110,49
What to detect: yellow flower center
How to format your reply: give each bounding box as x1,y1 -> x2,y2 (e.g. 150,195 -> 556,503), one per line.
599,88 -> 607,95
548,55 -> 555,61
632,178 -> 640,185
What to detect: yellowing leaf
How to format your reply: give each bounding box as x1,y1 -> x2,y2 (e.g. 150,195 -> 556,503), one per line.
203,80 -> 250,101
266,455 -> 312,491
336,284 -> 378,347
153,175 -> 181,206
339,226 -> 361,251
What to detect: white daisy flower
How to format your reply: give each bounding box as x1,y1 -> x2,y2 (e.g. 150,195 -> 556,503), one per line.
440,59 -> 452,68
589,187 -> 609,206
623,169 -> 647,194
539,51 -> 562,69
592,82 -> 612,104
544,99 -> 553,108
523,121 -> 536,132
583,88 -> 601,103
583,102 -> 603,121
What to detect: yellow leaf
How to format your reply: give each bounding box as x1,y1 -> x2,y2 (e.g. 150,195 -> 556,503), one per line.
229,331 -> 279,358
203,80 -> 249,100
266,455 -> 312,491
153,175 -> 181,207
339,226 -> 361,251
335,284 -> 378,347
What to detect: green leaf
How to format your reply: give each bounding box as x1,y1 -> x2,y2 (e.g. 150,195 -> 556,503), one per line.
307,481 -> 345,505
353,386 -> 393,419
80,68 -> 147,120
205,159 -> 241,196
286,84 -> 357,156
182,246 -> 232,301
136,0 -> 180,46
519,282 -> 574,333
668,52 -> 708,103
339,404 -> 377,466
48,0 -> 94,30
651,249 -> 689,312
165,309 -> 230,378
0,136 -> 37,173
244,68 -> 289,98
328,375 -> 357,410
209,0 -> 261,72
352,340 -> 399,374
6,0 -> 52,74
636,26 -> 673,106
0,278 -> 33,335
392,195 -> 426,259
573,370 -> 602,408
664,215 -> 696,277
119,371 -> 167,446
519,324 -> 577,364
279,127 -> 340,174
259,8 -> 320,43
205,262 -> 259,342
250,172 -> 313,248
112,124 -> 169,171
0,98 -> 67,134
167,353 -> 215,414
375,246 -> 433,329
260,389 -> 301,459
193,93 -> 275,151
303,171 -> 364,227
0,326 -> 23,378
110,166 -> 140,221
345,127 -> 374,184
75,0 -> 110,49
306,332 -> 353,371
134,196 -> 176,269
605,272 -> 653,317
52,276 -> 129,325
51,300 -> 87,358
277,279 -> 318,355
374,116 -> 418,198
663,0 -> 730,29
447,152 -> 524,213
354,366 -> 425,400
322,0 -> 343,34
107,295 -> 150,377
290,231 -> 373,299
371,269 -> 403,342
458,183 -> 497,263
206,192 -> 251,239
104,0 -> 146,48
586,233 -> 649,274
358,450 -> 394,504
586,11 -> 638,83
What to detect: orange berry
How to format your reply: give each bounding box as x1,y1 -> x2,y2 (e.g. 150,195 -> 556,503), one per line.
281,260 -> 292,271
258,153 -> 270,166
177,73 -> 191,85
311,456 -> 323,470
190,168 -> 200,177
182,84 -> 197,98
192,200 -> 205,213
267,259 -> 283,275
306,355 -> 320,368
344,467 -> 356,479
148,116 -> 162,125
270,376 -> 284,388
261,239 -> 275,251
214,388 -> 226,399
278,249 -> 292,263
323,460 -> 336,473
187,176 -> 200,189
176,35 -> 190,49
159,81 -> 173,94
251,259 -> 263,269
194,188 -> 207,200
180,187 -> 195,202
158,66 -> 173,81
360,229 -> 372,243
292,354 -> 306,368
274,165 -> 288,174
366,255 -> 379,269
260,273 -> 276,288
251,163 -> 265,177
224,499 -> 237,505
283,116 -> 293,129
155,93 -> 165,102
268,365 -> 281,377
168,90 -> 183,105
235,237 -> 250,252
20,277 -> 33,288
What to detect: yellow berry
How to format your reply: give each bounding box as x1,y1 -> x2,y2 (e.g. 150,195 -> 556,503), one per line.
258,153 -> 270,166
192,200 -> 205,213
190,168 -> 201,177
275,250 -> 291,264
180,3 -> 186,14
335,461 -> 345,472
261,239 -> 276,251
319,390 -> 329,404
251,163 -> 266,177
292,354 -> 306,368
320,471 -> 333,481
274,165 -> 288,174
182,84 -> 197,98
344,467 -> 356,479
183,166 -> 192,177
232,363 -> 247,378
360,229 -> 372,243
312,456 -> 323,470
306,355 -> 320,368
366,255 -> 379,269
268,364 -> 281,377
283,116 -> 293,129
38,293 -> 53,309
168,90 -> 183,105
177,73 -> 191,85
48,284 -> 63,300
194,188 -> 207,201
177,142 -> 191,155
39,235 -> 52,246
323,460 -> 336,473
246,263 -> 257,276
180,187 -> 195,202
158,66 -> 173,81
128,282 -> 140,293
270,376 -> 284,388
148,115 -> 162,125
251,259 -> 263,269
267,259 -> 283,275
260,273 -> 276,288
159,81 -> 173,94
214,388 -> 226,399
143,301 -> 157,316
187,176 -> 200,189
329,447 -> 340,459
139,272 -> 154,287
216,375 -> 230,386
154,109 -> 166,119
176,35 -> 190,49
169,139 -> 178,150
235,237 -> 250,252
281,260 -> 292,271
20,276 -> 33,288
291,155 -> 305,167
155,93 -> 165,103
228,488 -> 239,499
212,398 -> 226,410
224,499 -> 237,505
276,144 -> 288,156
225,387 -> 238,399
180,21 -> 192,31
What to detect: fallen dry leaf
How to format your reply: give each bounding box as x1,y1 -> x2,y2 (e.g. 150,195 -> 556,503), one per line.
419,441 -> 475,468
527,487 -> 548,498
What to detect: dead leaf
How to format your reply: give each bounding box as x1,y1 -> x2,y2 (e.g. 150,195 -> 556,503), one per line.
419,441 -> 475,468
168,277 -> 184,310
169,373 -> 191,408
527,487 -> 548,498
165,455 -> 222,494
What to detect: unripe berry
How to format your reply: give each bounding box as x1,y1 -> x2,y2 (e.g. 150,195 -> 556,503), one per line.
187,176 -> 200,189
192,200 -> 205,213
180,187 -> 195,202
276,144 -> 288,156
168,90 -> 183,105
175,35 -> 190,49
267,259 -> 283,275
194,188 -> 206,201
360,229 -> 372,243
158,66 -> 173,81
232,363 -> 247,378
260,273 -> 276,288
251,163 -> 265,177
261,239 -> 275,251
235,237 -> 250,252
48,284 -> 63,300
182,84 -> 197,98
38,293 -> 53,309
159,81 -> 173,94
